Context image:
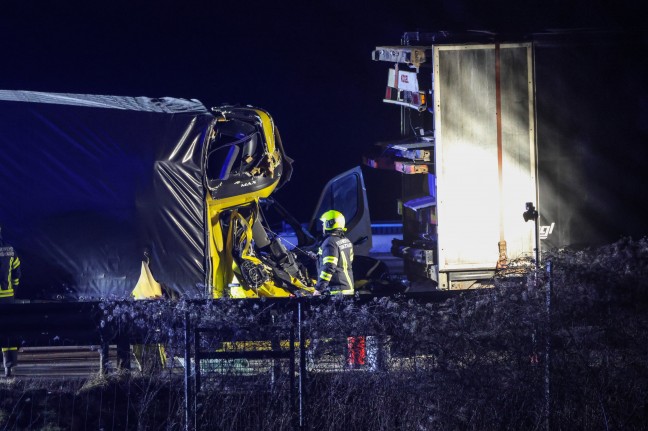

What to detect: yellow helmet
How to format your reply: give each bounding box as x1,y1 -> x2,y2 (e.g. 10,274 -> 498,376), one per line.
320,210 -> 346,231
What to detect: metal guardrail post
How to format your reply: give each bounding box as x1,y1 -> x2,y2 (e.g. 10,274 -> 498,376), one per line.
99,340 -> 109,375
116,325 -> 131,371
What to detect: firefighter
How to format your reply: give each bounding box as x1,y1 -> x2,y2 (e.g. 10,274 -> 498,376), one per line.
315,210 -> 354,295
314,211 -> 367,366
0,224 -> 21,377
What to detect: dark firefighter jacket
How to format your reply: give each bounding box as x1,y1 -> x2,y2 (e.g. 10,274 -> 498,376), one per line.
316,230 -> 354,295
0,240 -> 20,299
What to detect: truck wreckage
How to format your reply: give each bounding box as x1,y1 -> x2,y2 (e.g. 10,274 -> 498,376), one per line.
203,106 -> 315,298
0,91 -> 379,301
10,32 -> 619,301
1,34 -> 541,302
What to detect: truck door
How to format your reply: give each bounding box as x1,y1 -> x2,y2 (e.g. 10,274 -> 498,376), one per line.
308,166 -> 373,257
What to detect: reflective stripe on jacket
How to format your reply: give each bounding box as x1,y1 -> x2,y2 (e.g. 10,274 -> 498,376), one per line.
316,231 -> 354,294
0,243 -> 20,298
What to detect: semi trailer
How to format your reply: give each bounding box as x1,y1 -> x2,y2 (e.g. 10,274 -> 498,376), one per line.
366,30 -> 648,290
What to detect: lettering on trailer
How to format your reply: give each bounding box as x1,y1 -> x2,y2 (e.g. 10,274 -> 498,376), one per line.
539,223 -> 555,240
0,247 -> 15,257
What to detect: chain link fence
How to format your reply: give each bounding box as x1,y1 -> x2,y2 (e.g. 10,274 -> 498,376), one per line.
1,238 -> 648,430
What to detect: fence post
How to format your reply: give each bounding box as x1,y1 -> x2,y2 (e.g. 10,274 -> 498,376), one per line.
290,301 -> 297,429
544,260 -> 552,431
194,329 -> 202,393
184,311 -> 194,431
297,299 -> 306,430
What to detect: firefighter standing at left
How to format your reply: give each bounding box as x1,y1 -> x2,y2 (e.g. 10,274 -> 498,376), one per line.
0,224 -> 21,377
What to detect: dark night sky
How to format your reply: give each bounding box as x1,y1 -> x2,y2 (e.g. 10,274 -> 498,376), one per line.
2,0 -> 645,223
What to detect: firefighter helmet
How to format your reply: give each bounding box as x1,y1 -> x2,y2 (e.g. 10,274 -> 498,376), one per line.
320,210 -> 346,231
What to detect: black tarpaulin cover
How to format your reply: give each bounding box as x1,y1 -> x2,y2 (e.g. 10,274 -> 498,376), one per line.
0,90 -> 214,300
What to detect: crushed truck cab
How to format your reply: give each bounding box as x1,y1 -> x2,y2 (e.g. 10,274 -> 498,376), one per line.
204,106 -> 314,298
0,92 -> 385,300
0,93 -> 320,300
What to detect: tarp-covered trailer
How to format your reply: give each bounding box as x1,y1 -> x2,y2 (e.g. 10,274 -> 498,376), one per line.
0,91 -> 213,300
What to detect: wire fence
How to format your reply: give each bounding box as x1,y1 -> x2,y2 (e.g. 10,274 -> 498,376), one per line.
1,238 -> 648,430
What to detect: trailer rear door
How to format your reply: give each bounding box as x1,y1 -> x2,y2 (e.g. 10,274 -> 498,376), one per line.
433,43 -> 538,274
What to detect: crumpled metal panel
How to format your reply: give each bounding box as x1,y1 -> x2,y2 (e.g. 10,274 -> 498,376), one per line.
0,90 -> 213,300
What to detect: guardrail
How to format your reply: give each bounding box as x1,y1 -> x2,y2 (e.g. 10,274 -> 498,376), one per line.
0,292 -> 459,430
